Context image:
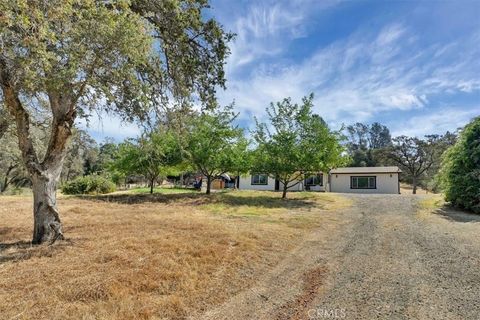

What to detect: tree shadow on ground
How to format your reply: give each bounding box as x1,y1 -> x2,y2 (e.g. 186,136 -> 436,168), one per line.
0,240 -> 32,252
0,239 -> 73,265
433,205 -> 480,223
75,191 -> 317,210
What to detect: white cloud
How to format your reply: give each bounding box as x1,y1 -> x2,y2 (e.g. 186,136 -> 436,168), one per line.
219,19 -> 480,135
77,112 -> 141,142
391,107 -> 480,137
225,0 -> 338,73
81,2 -> 479,141
375,23 -> 406,46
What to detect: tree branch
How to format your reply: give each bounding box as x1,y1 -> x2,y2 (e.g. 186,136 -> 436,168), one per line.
42,91 -> 77,168
1,93 -> 41,175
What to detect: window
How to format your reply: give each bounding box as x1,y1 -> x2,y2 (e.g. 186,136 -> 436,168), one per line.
351,176 -> 376,189
251,174 -> 268,185
305,174 -> 323,186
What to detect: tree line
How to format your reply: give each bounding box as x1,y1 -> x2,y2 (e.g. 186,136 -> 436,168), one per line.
63,95 -> 345,199
344,122 -> 457,194
3,96 -> 475,201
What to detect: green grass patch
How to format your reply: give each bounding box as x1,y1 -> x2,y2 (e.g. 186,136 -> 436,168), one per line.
418,195 -> 445,210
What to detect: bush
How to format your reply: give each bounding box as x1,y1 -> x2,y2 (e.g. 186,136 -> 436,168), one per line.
440,117 -> 480,213
62,175 -> 116,195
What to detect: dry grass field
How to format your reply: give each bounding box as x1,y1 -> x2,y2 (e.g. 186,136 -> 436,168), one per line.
0,190 -> 349,320
399,183 -> 430,195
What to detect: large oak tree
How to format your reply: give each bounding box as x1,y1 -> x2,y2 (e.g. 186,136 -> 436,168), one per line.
0,0 -> 231,244
387,135 -> 451,194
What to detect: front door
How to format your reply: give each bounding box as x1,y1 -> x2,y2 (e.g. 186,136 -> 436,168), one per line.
275,179 -> 280,191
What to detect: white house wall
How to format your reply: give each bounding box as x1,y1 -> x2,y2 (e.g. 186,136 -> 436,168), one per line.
329,173 -> 399,194
238,175 -> 276,191
238,174 -> 327,192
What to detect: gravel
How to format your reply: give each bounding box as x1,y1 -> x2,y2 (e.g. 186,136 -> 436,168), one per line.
199,194 -> 480,320
312,194 -> 480,320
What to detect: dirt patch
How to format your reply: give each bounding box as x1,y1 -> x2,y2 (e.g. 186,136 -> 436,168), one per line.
195,205 -> 353,320
275,267 -> 326,320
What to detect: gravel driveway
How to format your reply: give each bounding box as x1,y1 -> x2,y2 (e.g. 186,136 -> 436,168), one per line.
199,194 -> 480,320
311,194 -> 480,320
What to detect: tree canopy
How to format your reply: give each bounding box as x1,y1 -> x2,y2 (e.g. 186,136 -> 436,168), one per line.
112,129 -> 182,194
184,105 -> 247,194
345,122 -> 392,167
440,117 -> 480,213
387,135 -> 453,194
252,94 -> 345,198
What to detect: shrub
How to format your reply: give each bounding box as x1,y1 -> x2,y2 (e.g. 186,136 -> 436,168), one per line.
62,176 -> 116,195
440,117 -> 480,213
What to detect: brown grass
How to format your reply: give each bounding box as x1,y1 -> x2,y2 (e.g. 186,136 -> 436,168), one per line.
400,183 -> 430,195
0,190 -> 348,320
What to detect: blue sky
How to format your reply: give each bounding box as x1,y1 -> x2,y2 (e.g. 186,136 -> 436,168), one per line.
84,0 -> 480,141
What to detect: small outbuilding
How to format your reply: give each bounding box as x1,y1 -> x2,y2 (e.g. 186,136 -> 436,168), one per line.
328,166 -> 401,194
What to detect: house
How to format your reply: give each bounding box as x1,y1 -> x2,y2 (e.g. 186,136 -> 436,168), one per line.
237,166 -> 401,194
329,166 -> 401,194
238,173 -> 327,192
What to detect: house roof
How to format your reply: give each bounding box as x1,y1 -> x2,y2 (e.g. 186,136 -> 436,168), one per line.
330,166 -> 402,174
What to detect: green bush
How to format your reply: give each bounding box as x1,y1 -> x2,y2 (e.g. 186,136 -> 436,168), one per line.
440,117 -> 480,213
61,175 -> 116,195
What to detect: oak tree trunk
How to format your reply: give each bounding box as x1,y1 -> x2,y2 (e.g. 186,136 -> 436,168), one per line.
31,171 -> 64,244
412,176 -> 417,194
1,61 -> 73,244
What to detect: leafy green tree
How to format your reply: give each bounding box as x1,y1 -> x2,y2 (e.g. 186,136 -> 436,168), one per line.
252,95 -> 345,199
420,132 -> 456,192
346,122 -> 392,167
440,117 -> 480,213
0,0 -> 231,243
95,139 -> 120,174
184,106 -> 245,194
387,135 -> 447,194
347,123 -> 369,150
228,137 -> 252,189
112,130 -> 182,194
369,122 -> 392,149
61,129 -> 99,182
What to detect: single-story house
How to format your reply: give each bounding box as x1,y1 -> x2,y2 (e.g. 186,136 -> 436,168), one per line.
238,172 -> 327,192
329,166 -> 401,194
237,166 -> 401,194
